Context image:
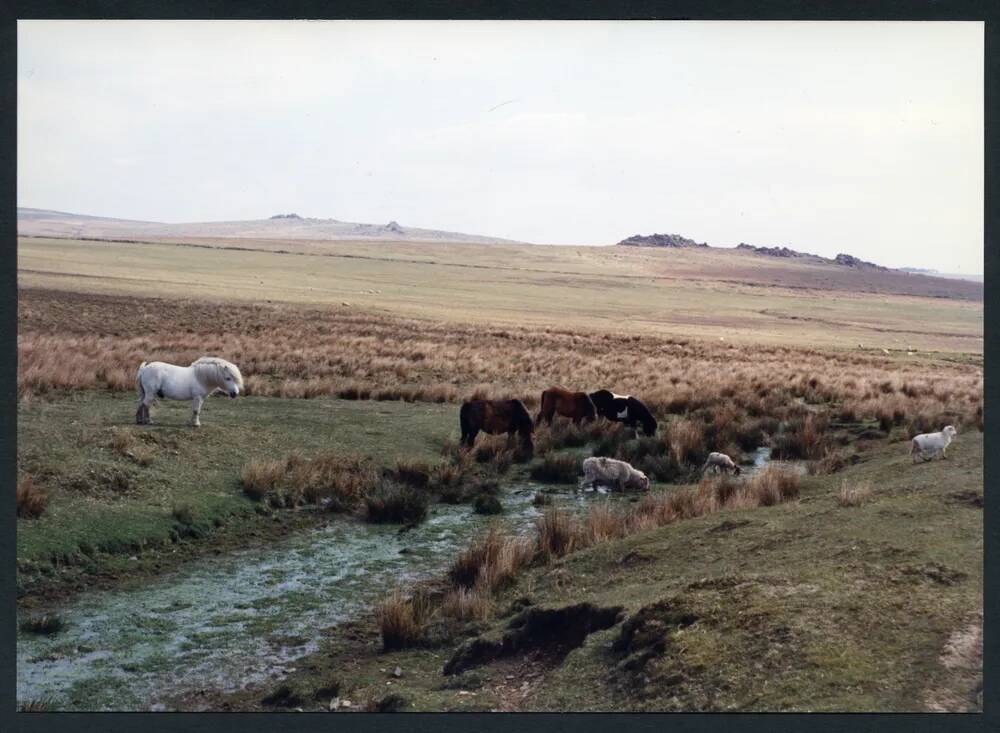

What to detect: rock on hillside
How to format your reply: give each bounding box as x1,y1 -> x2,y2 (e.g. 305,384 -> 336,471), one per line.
737,242 -> 887,271
834,253 -> 888,271
617,233 -> 708,248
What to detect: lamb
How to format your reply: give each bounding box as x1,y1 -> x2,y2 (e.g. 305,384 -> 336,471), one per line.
701,451 -> 741,476
910,425 -> 958,463
581,456 -> 650,491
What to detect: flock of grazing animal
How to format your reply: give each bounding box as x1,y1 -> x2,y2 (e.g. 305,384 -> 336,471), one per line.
133,357 -> 959,492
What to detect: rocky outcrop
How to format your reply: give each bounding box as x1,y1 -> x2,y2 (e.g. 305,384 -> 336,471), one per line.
834,253 -> 887,271
737,242 -> 888,270
735,243 -> 812,259
617,233 -> 708,248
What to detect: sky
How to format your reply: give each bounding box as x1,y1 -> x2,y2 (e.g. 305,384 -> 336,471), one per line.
18,20 -> 984,273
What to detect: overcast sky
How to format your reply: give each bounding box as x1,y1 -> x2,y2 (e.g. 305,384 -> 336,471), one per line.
18,21 -> 983,273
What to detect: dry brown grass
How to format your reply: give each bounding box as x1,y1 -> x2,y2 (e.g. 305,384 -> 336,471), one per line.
838,479 -> 873,507
375,588 -> 433,651
448,526 -> 534,592
536,508 -> 581,560
105,428 -> 156,465
17,290 -> 982,448
239,450 -> 378,509
441,586 -> 492,622
16,476 -> 48,519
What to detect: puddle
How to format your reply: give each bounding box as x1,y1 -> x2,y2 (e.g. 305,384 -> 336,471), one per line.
17,484 -> 629,711
744,446 -> 808,476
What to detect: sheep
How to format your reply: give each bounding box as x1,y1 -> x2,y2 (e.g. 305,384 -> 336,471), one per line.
581,456 -> 650,492
910,425 -> 958,463
701,452 -> 741,476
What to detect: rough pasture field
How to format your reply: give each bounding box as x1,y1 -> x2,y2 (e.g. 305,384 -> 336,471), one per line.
18,236 -> 982,350
194,434 -> 983,713
18,289 -> 982,437
15,234 -> 982,712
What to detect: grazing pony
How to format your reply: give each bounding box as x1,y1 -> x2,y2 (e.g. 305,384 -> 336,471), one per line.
535,387 -> 597,426
460,399 -> 534,456
136,357 -> 244,427
588,390 -> 658,435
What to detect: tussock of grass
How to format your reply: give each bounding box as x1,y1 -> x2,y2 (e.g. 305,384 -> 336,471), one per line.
391,459 -> 433,488
473,494 -> 503,515
448,526 -> 534,592
171,504 -> 195,525
529,453 -> 581,484
375,589 -> 433,651
809,448 -> 856,475
17,699 -> 54,712
19,614 -> 65,635
16,476 -> 48,519
838,480 -> 873,507
364,481 -> 429,524
536,508 -> 581,560
441,586 -> 492,622
240,450 -> 378,510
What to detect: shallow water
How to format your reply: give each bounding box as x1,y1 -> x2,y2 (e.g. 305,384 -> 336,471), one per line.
18,445 -> 803,710
745,446 -> 808,476
17,484 -> 630,711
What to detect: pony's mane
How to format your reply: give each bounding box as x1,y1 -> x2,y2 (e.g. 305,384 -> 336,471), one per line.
190,357 -> 244,389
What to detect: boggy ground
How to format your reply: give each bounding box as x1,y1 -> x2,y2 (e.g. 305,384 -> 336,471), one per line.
15,392 -> 456,605
196,432 -> 982,713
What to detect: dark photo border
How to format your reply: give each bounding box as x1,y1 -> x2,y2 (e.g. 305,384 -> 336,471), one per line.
1,3 -> 995,733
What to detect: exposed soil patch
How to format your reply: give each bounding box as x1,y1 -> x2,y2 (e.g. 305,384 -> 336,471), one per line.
924,610 -> 983,712
896,562 -> 967,587
707,519 -> 753,533
945,491 -> 983,508
443,603 -> 624,676
612,599 -> 699,676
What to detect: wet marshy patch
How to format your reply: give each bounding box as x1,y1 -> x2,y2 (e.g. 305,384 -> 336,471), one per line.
443,602 -> 624,675
18,480 -> 630,710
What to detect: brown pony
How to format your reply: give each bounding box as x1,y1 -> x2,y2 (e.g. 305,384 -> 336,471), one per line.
535,387 -> 597,426
460,399 -> 534,455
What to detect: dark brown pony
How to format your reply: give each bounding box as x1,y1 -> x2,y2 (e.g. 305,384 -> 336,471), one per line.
535,387 -> 597,426
460,399 -> 534,455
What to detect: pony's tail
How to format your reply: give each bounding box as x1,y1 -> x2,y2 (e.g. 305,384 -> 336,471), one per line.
459,402 -> 472,445
136,361 -> 148,401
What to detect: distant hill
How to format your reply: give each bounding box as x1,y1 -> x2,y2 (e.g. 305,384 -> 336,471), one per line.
900,267 -> 983,283
16,208 -> 524,245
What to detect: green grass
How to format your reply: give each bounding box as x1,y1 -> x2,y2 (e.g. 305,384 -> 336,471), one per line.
211,432 -> 982,712
17,391 -> 456,580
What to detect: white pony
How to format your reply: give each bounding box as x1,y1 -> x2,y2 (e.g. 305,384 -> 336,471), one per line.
136,357 -> 244,427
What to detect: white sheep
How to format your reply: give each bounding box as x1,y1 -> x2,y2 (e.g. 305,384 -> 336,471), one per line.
701,452 -> 741,476
910,425 -> 957,463
581,456 -> 650,491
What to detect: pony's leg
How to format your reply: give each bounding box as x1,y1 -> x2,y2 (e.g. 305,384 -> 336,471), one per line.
190,395 -> 205,427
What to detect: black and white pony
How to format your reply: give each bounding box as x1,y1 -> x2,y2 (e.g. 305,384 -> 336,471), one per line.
588,390 -> 658,436
136,357 -> 244,426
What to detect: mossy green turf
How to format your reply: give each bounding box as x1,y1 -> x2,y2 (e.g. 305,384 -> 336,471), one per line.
210,433 -> 982,712
17,392 -> 456,582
